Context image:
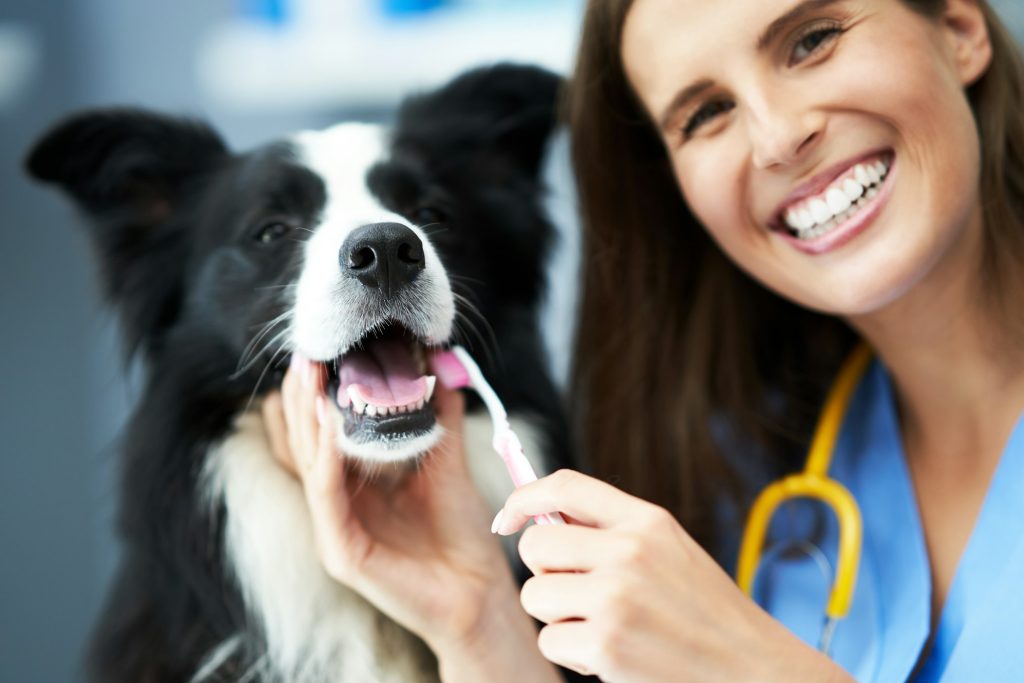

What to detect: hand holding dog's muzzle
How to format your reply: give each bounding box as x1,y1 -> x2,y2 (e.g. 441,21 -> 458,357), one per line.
261,351 -> 555,677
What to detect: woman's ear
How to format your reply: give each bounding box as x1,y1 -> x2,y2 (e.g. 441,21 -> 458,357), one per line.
941,0 -> 993,87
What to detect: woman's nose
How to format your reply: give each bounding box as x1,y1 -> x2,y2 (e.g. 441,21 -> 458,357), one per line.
745,94 -> 824,169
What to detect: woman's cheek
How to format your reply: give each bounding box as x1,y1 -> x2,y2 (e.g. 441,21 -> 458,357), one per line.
674,153 -> 748,248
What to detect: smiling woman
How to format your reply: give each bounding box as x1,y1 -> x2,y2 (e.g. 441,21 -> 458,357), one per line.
622,0 -> 1002,313
547,0 -> 1024,680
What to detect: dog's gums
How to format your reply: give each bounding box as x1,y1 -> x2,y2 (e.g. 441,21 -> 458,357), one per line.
320,323 -> 440,452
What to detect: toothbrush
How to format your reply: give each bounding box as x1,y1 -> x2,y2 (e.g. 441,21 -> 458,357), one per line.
431,346 -> 566,526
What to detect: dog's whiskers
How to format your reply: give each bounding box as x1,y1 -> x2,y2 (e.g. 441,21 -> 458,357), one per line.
243,330 -> 293,412
447,273 -> 486,288
235,310 -> 293,378
418,221 -> 448,234
450,291 -> 499,369
255,283 -> 298,292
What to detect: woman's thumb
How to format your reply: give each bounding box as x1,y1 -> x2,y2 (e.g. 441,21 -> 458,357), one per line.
433,382 -> 466,435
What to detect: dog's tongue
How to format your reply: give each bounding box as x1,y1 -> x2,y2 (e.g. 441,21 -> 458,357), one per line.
338,338 -> 427,407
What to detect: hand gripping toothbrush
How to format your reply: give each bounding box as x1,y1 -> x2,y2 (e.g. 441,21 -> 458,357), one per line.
430,346 -> 566,526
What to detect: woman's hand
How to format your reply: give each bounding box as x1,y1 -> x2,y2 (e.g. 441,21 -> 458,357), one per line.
495,470 -> 854,683
261,353 -> 560,682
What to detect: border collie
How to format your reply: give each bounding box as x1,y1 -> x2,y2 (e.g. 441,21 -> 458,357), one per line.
27,64 -> 571,683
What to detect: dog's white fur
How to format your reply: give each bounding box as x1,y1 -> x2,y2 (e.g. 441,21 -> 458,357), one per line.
289,123 -> 457,463
290,123 -> 455,362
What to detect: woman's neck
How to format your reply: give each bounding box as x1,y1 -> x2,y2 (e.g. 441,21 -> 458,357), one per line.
859,310 -> 1021,468
847,212 -> 1024,619
848,212 -> 1024,469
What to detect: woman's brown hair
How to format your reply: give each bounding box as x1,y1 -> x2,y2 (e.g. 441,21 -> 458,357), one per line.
567,0 -> 1024,556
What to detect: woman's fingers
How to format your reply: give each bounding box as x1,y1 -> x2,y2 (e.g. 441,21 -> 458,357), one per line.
261,391 -> 297,476
433,381 -> 465,433
536,620 -> 603,677
426,383 -> 469,476
300,392 -> 374,584
275,352 -> 370,583
306,396 -> 346,500
282,352 -> 326,474
495,469 -> 656,534
519,572 -> 608,623
516,523 -> 614,574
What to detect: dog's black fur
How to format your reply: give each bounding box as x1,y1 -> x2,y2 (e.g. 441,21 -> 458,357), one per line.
27,64 -> 574,682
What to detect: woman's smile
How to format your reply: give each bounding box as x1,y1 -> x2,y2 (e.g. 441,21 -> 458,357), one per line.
771,150 -> 896,255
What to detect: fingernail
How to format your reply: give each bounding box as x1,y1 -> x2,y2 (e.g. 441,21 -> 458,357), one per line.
290,352 -> 301,368
491,509 -> 504,534
315,396 -> 326,425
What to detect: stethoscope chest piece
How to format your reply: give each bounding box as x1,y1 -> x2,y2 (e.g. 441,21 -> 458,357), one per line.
736,344 -> 872,655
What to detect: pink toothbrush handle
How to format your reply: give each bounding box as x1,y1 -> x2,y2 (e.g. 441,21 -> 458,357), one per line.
495,431 -> 566,525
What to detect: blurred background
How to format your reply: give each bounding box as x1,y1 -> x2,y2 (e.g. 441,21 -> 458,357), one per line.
2,1 -> 1023,681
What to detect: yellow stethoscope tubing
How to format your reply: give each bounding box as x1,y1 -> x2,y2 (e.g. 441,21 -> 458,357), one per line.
736,343 -> 873,621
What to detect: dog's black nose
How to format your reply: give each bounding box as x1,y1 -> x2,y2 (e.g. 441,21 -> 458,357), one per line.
340,222 -> 425,297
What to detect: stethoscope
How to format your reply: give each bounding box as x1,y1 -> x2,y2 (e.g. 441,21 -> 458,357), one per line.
736,343 -> 873,656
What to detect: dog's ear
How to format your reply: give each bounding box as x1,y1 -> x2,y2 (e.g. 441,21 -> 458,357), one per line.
25,108 -> 229,354
395,63 -> 564,178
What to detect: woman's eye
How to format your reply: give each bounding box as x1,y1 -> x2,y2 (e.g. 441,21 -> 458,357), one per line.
683,100 -> 735,138
790,26 -> 843,65
412,206 -> 445,226
253,221 -> 292,244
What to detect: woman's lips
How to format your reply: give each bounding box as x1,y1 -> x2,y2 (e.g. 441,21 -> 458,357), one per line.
775,156 -> 897,256
770,148 -> 895,233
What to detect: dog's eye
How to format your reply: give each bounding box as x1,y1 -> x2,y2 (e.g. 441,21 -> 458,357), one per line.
412,207 -> 445,226
254,221 -> 292,244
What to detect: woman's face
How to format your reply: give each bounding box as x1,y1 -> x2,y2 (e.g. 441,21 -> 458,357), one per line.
621,0 -> 992,315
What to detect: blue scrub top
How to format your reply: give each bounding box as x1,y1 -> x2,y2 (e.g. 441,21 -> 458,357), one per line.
751,361 -> 1024,681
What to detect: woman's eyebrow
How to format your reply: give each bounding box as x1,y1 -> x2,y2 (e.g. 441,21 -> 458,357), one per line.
757,0 -> 845,50
657,79 -> 714,133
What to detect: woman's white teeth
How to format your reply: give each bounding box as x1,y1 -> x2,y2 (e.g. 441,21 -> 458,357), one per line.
795,208 -> 814,231
854,164 -> 872,187
809,198 -> 831,224
825,188 -> 851,215
782,158 -> 890,238
842,178 -> 864,201
345,375 -> 437,417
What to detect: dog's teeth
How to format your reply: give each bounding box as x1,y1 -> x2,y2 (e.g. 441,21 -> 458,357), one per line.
415,399 -> 424,410
366,404 -> 378,417
388,406 -> 398,416
425,375 -> 436,402
347,386 -> 367,414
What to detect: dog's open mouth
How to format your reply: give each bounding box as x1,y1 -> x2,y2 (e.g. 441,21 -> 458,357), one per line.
324,321 -> 439,445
